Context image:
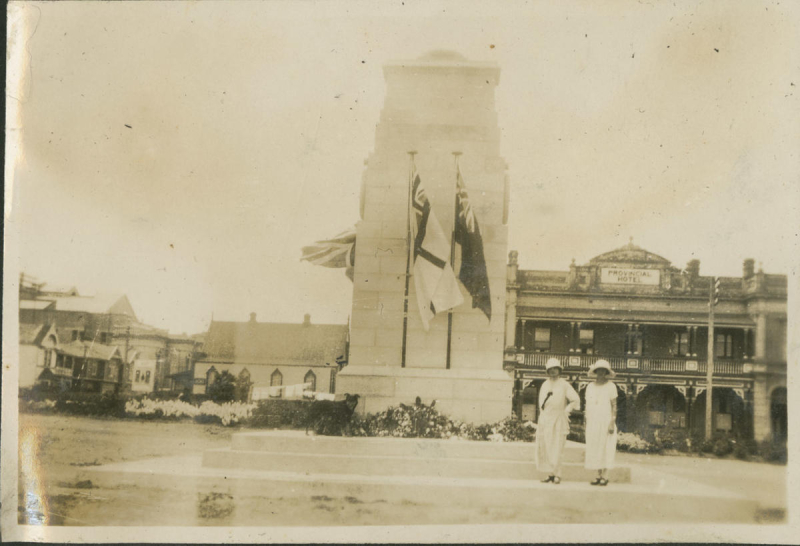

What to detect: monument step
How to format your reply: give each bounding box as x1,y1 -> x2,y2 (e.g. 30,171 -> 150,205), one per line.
202,447 -> 631,483
230,430 -> 585,463
84,455 -> 760,524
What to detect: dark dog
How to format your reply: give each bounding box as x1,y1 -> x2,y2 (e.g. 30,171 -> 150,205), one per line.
305,393 -> 360,435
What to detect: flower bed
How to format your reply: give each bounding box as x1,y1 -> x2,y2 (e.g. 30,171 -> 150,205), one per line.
125,398 -> 255,426
349,403 -> 536,442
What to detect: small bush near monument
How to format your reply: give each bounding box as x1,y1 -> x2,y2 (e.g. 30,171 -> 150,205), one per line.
248,399 -> 313,429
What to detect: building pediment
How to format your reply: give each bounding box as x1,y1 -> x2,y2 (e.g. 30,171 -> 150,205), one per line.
588,240 -> 672,268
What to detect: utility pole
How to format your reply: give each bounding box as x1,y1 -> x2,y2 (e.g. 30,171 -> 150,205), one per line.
705,276 -> 721,441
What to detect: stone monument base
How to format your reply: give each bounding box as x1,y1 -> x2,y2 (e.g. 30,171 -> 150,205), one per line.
336,365 -> 513,423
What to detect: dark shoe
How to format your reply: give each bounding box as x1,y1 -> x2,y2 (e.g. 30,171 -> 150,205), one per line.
553,476 -> 561,484
590,477 -> 602,486
541,475 -> 554,483
598,478 -> 608,486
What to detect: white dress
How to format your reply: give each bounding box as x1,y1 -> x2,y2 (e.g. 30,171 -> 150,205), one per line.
535,378 -> 580,474
584,381 -> 619,470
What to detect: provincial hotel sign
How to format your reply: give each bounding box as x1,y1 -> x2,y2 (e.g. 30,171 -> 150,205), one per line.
601,267 -> 660,285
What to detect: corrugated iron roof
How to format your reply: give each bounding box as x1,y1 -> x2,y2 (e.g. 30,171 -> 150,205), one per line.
20,324 -> 45,345
44,293 -> 135,316
200,319 -> 347,366
58,340 -> 121,361
20,300 -> 56,310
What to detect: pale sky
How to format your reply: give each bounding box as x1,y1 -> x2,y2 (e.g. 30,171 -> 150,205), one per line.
7,0 -> 799,335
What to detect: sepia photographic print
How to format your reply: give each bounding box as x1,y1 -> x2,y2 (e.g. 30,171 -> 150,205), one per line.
3,0 -> 799,543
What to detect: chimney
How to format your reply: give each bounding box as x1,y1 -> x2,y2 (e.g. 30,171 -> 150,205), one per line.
249,312 -> 257,323
303,313 -> 311,326
686,259 -> 700,279
742,259 -> 755,279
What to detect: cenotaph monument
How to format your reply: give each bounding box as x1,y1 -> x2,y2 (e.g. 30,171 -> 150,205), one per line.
336,50 -> 513,423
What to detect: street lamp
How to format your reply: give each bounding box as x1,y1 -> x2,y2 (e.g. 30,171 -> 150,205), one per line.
705,277 -> 721,441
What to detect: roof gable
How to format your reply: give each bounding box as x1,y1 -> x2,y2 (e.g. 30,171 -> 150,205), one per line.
588,240 -> 672,267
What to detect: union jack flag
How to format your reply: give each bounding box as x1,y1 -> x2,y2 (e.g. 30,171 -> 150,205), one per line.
300,227 -> 356,281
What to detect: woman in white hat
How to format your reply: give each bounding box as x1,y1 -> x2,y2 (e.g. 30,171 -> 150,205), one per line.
584,359 -> 619,486
535,358 -> 580,484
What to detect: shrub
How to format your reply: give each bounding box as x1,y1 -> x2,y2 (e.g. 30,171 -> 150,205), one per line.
657,427 -> 689,451
733,443 -> 749,460
567,429 -> 585,444
19,398 -> 57,414
712,436 -> 733,457
616,432 -> 653,453
758,440 -> 788,464
52,391 -> 128,418
247,399 -> 313,429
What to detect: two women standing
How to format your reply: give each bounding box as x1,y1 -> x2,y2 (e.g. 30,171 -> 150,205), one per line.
534,358 -> 619,486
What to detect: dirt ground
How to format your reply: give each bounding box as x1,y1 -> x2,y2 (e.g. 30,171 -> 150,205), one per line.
15,413 -> 787,527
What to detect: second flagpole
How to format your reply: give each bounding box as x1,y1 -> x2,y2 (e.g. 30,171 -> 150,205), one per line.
446,152 -> 462,370
401,151 -> 417,369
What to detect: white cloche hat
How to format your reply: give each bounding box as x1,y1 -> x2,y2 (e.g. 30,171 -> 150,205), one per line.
587,359 -> 616,378
545,358 -> 563,371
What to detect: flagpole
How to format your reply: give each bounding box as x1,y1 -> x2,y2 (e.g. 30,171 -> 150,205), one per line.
446,152 -> 462,370
401,151 -> 417,369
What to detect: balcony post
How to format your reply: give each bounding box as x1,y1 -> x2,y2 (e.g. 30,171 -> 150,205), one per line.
625,324 -> 632,355
520,319 -> 527,351
743,328 -> 751,360
625,386 -> 639,433
569,322 -> 575,352
686,387 -> 696,433
743,388 -> 754,439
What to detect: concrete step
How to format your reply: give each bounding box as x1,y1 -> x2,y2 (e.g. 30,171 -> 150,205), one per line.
85,455 -> 760,524
202,447 -> 631,483
230,430 -> 585,463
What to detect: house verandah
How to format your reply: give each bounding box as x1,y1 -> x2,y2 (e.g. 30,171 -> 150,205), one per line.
509,318 -> 756,440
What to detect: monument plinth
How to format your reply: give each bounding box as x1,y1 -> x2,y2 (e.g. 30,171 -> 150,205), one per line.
337,51 -> 513,423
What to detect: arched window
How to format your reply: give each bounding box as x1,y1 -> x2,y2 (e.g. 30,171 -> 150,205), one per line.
206,367 -> 218,386
270,369 -> 283,398
304,370 -> 317,392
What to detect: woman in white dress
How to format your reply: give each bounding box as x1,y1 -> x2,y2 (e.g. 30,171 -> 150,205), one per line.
584,360 -> 619,486
535,358 -> 580,484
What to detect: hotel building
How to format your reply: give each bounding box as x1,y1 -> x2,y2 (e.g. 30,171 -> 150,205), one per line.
504,241 -> 787,442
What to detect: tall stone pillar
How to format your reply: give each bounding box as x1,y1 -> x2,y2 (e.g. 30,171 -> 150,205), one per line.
505,251 -> 519,350
337,51 -> 513,423
751,314 -> 770,441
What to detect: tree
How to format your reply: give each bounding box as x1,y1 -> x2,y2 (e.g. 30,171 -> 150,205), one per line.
207,371 -> 236,403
